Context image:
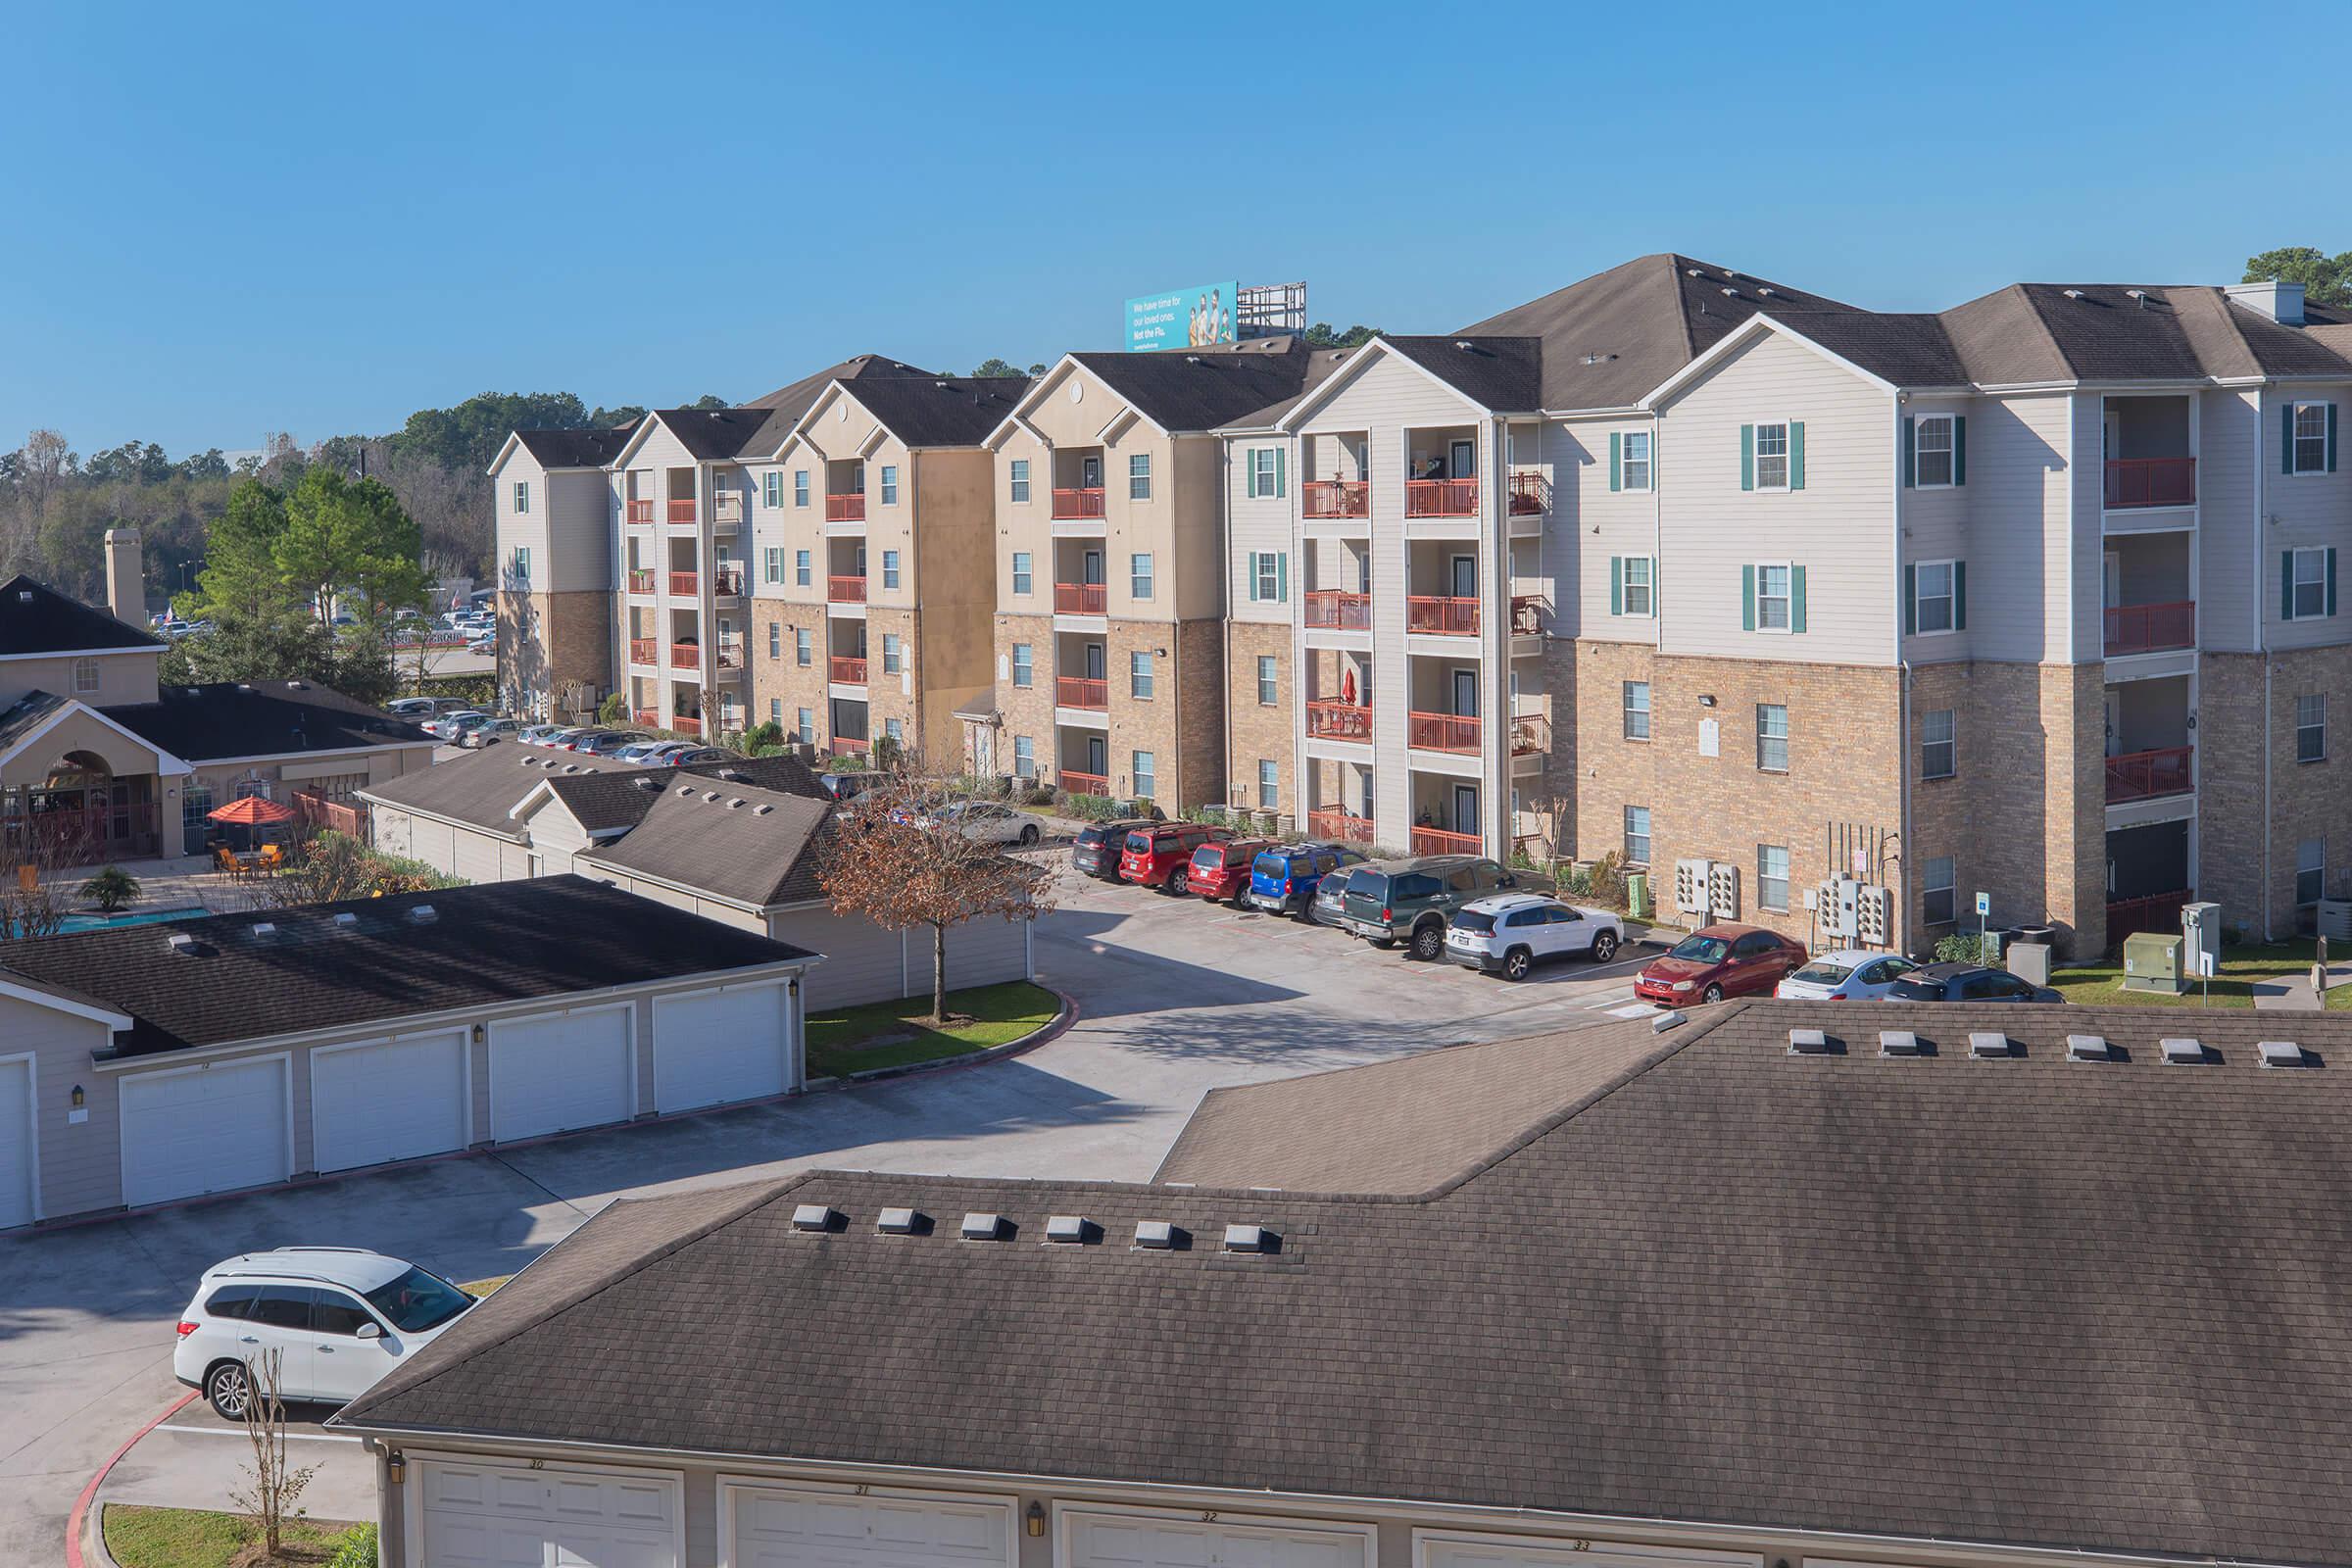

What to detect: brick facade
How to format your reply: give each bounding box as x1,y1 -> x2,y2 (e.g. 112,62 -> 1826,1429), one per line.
749,602 -> 828,742
2200,648 -> 2352,940
990,611 -> 1058,784
500,590 -> 612,720
1225,623 -> 1291,814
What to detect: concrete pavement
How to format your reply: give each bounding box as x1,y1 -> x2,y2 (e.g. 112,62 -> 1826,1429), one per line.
6,866 -> 1663,1561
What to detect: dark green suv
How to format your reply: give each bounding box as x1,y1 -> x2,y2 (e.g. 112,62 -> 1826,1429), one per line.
1339,855 -> 1544,960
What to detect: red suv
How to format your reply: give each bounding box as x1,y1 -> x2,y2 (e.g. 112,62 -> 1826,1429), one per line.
1118,824 -> 1235,894
1635,923 -> 1807,1006
1187,837 -> 1276,906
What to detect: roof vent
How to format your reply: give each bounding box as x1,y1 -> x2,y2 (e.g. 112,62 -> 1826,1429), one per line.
754,803 -> 774,815
166,932 -> 197,954
2062,288 -> 2085,300
702,791 -> 720,803
1222,1223 -> 1276,1253
13,589 -> 28,602
1719,287 -> 1740,298
960,1211 -> 1006,1241
1046,1214 -> 1089,1244
1135,1219 -> 1176,1250
1452,339 -> 1474,351
2066,1033 -> 2114,1061
331,911 -> 359,930
250,922 -> 277,941
1968,1031 -> 2013,1059
716,768 -> 748,783
1581,351 -> 1618,366
675,786 -> 695,796
2259,1040 -> 2310,1069
790,1203 -> 840,1232
2160,1036 -> 2207,1065
876,1206 -> 925,1234
1756,286 -> 1776,298
1185,354 -> 1201,365
1879,1029 -> 1925,1057
2126,288 -> 2149,306
727,798 -> 745,809
1788,1027 -> 1833,1054
1651,1010 -> 1686,1035
408,905 -> 437,924
633,776 -> 660,791
1687,267 -> 1704,277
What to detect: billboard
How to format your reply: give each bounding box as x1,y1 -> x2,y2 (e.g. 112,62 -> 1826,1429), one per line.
1124,281 -> 1241,352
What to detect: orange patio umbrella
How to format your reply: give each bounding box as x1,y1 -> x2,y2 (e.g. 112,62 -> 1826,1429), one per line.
207,796 -> 297,826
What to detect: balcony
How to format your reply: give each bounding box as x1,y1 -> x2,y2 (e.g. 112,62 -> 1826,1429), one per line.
2105,458 -> 2195,510
1305,700 -> 1372,742
1509,594 -> 1544,637
1406,596 -> 1479,636
1061,769 -> 1109,797
1054,581 -> 1106,614
1508,710 -> 1547,757
2107,888 -> 2192,949
1056,675 -> 1107,710
1405,478 -> 1478,518
1306,808 -> 1374,845
625,499 -> 655,524
711,566 -> 745,598
2105,601 -> 2196,657
711,495 -> 742,528
1411,825 -> 1481,856
672,714 -> 703,737
1303,480 -> 1369,519
632,708 -> 659,729
667,499 -> 697,524
1507,471 -> 1546,516
830,655 -> 867,684
1408,711 -> 1481,754
627,637 -> 657,666
667,570 -> 698,596
668,643 -> 700,669
1052,487 -> 1106,520
715,639 -> 745,671
626,568 -> 656,594
833,735 -> 869,758
1304,591 -> 1371,631
828,574 -> 867,604
827,494 -> 865,523
2105,745 -> 2193,804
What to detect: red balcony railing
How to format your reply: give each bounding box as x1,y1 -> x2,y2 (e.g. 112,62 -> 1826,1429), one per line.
2104,600 -> 2195,657
828,574 -> 867,604
672,714 -> 703,737
827,494 -> 865,522
1408,710 -> 1481,754
668,643 -> 700,669
1305,700 -> 1372,741
1303,480 -> 1369,519
1405,478 -> 1478,517
1052,487 -> 1106,520
833,734 -> 868,756
710,566 -> 745,597
1306,808 -> 1374,845
2107,889 -> 2193,950
1054,581 -> 1106,614
627,637 -> 657,665
2105,745 -> 2193,804
667,570 -> 698,595
830,655 -> 867,683
625,499 -> 655,524
2105,458 -> 2196,510
1406,596 -> 1479,635
632,708 -> 659,729
1507,471 -> 1546,515
1056,675 -> 1107,710
1411,825 -> 1482,856
1061,769 -> 1109,797
1304,590 -> 1371,630
626,568 -> 656,594
667,498 -> 697,524
1509,710 -> 1547,756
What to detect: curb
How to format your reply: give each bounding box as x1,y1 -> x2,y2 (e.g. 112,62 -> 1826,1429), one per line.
807,986 -> 1081,1092
68,1391 -> 194,1568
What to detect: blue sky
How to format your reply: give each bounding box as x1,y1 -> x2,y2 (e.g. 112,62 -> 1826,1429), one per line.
2,1 -> 2327,456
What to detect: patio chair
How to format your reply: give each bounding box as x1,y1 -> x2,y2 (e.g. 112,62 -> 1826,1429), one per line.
258,843 -> 286,873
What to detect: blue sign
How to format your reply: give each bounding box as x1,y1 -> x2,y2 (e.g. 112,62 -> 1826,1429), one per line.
1125,281 -> 1241,352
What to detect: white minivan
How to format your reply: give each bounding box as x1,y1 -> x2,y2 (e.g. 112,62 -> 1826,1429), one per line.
173,1248 -> 475,1416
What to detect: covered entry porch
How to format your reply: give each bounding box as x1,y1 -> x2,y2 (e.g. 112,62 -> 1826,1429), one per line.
0,698 -> 191,867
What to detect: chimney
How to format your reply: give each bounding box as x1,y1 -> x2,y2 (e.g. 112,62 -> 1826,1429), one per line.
104,527 -> 145,624
2225,279 -> 2306,325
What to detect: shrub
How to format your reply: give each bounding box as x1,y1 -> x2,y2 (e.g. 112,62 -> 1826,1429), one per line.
78,864 -> 141,913
1557,862 -> 1593,898
1584,850 -> 1628,909
596,692 -> 628,726
740,719 -> 784,752
1935,931 -> 1993,965
326,1523 -> 379,1568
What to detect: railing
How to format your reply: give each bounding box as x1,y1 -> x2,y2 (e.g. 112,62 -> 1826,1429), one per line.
1408,710 -> 1481,754
633,708 -> 660,729
830,655 -> 867,683
1406,596 -> 1479,635
1509,594 -> 1544,636
1305,700 -> 1373,741
627,637 -> 658,665
626,568 -> 656,594
667,570 -> 698,595
1054,581 -> 1106,614
1302,479 -> 1369,519
711,496 -> 742,527
832,734 -> 868,756
2104,600 -> 2195,657
668,643 -> 700,669
672,714 -> 703,737
1056,675 -> 1108,710
290,789 -> 365,840
1405,478 -> 1478,517
1304,590 -> 1371,630
1507,471 -> 1546,516
1411,825 -> 1482,856
625,499 -> 655,524
2105,457 -> 2196,510
1052,487 -> 1106,520
1306,808 -> 1374,845
828,574 -> 867,604
1509,710 -> 1547,756
3,802 -> 163,862
1061,769 -> 1109,797
827,494 -> 865,523
710,566 -> 745,597
2107,889 -> 2192,949
667,498 -> 697,524
2105,745 -> 2193,804
714,640 -> 745,670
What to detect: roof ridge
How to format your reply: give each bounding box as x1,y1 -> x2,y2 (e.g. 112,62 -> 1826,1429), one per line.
1663,253 -> 1698,362
1987,282 -> 2072,377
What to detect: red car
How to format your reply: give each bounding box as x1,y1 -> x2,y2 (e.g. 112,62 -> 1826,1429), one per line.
1635,923 -> 1807,1006
1187,837 -> 1276,906
1117,823 -> 1235,894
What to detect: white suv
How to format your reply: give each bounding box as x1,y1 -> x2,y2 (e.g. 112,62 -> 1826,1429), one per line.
173,1248 -> 475,1417
1444,892 -> 1625,981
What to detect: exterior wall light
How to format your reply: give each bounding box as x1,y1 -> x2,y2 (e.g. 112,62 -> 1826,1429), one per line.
1026,1503 -> 1046,1538
470,1022 -> 487,1045
71,1084 -> 85,1108
387,1451 -> 407,1485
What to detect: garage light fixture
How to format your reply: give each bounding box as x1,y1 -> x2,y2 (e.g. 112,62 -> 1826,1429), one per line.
471,1023 -> 486,1045
70,1084 -> 84,1109
1027,1503 -> 1046,1538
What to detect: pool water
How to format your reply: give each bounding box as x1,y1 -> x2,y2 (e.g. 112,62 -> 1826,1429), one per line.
55,906 -> 211,934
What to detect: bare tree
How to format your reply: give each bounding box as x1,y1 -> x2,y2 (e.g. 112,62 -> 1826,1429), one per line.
227,1348 -> 317,1559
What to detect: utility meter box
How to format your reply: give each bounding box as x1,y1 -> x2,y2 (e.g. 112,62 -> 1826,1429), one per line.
2122,931 -> 2185,994
2180,902 -> 2223,980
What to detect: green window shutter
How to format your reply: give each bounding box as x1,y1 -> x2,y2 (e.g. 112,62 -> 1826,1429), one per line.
1275,446 -> 1287,498
1608,432 -> 1623,492
1790,564 -> 1808,633
1900,417 -> 1915,488
1740,564 -> 1756,631
1740,424 -> 1755,491
2330,548 -> 2339,617
1902,564 -> 1917,635
1609,556 -> 1624,615
1651,557 -> 1659,616
1245,552 -> 1259,602
1277,551 -> 1289,603
2283,406 -> 2297,473
2282,551 -> 2296,619
2330,404 -> 2340,472
1789,421 -> 1807,490
1954,561 -> 1967,630
1953,415 -> 1967,485
1246,453 -> 1259,500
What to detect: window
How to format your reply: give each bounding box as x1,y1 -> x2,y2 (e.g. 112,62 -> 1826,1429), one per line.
511,547 -> 530,586
248,1288 -> 316,1332
73,657 -> 99,694
769,698 -> 782,726
795,628 -> 811,666
763,471 -> 783,509
794,549 -> 811,587
1256,655 -> 1278,706
1756,844 -> 1790,910
313,1291 -> 377,1338
1922,708 -> 1957,779
1923,855 -> 1956,925
882,633 -> 901,675
1753,421 -> 1789,489
1754,564 -> 1793,631
1130,650 -> 1154,699
1128,453 -> 1152,500
2292,402 -> 2332,475
2298,838 -> 2326,905
1131,553 -> 1154,600
1009,459 -> 1031,503
1623,806 -> 1651,865
2299,693 -> 2328,762
762,546 -> 784,584
1913,415 -> 1955,486
1249,448 -> 1281,497
881,550 -> 901,590
1756,704 -> 1788,771
880,465 -> 899,505
1253,552 -> 1284,603
885,717 -> 904,744
1623,680 -> 1650,740
793,470 -> 809,508
1257,759 -> 1279,808
1132,750 -> 1155,800
1615,556 -> 1654,617
796,707 -> 813,744
1013,735 -> 1035,779
1621,430 -> 1651,491
1011,551 -> 1032,595
1010,643 -> 1033,688
1912,559 -> 1958,634
512,480 -> 530,514
2290,547 -> 2331,620
767,623 -> 781,660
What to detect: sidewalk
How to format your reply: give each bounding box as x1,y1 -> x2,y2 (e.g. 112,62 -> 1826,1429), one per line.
33,854 -> 264,916
2253,961 -> 2344,1011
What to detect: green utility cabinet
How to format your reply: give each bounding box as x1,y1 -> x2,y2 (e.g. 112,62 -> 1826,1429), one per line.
2122,931 -> 2185,994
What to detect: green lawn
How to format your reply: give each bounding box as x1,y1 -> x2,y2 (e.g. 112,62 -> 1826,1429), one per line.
103,1503 -> 363,1568
2050,938 -> 2352,1009
807,980 -> 1060,1080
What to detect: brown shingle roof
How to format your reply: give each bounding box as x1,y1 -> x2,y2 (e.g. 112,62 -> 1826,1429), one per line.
577,780 -> 833,907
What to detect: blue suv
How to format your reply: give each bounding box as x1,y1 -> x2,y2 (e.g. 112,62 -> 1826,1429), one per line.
1247,841 -> 1367,919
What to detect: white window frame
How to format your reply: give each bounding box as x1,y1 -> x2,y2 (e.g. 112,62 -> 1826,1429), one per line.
882,633 -> 901,675
1254,553 -> 1282,602
884,717 -> 903,744
1132,750 -> 1155,800
1621,430 -> 1652,491
1913,413 -> 1956,487
1621,555 -> 1654,617
1754,561 -> 1793,633
1256,655 -> 1278,706
1128,453 -> 1152,500
793,470 -> 809,508
2292,547 -> 2328,620
1914,558 -> 1958,636
1756,843 -> 1790,911
1012,735 -> 1035,779
1922,708 -> 1957,779
881,549 -> 901,590
1129,650 -> 1154,700
762,470 -> 782,509
511,546 -> 530,585
1008,458 -> 1031,503
796,708 -> 813,744
1623,804 -> 1651,865
1622,679 -> 1650,741
1010,643 -> 1033,688
1011,551 -> 1032,595
1752,420 -> 1791,492
513,479 -> 530,514
767,697 -> 782,726
794,549 -> 810,587
1131,552 -> 1154,601
2298,692 -> 2327,763
73,657 -> 100,694
2291,402 -> 2331,476
1257,759 -> 1279,808
766,622 -> 780,660
1755,703 -> 1789,772
794,628 -> 810,666
879,465 -> 900,505
1250,448 -> 1279,496
762,546 -> 783,584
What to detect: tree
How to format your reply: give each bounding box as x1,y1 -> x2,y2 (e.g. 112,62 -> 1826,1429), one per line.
587,403 -> 647,428
389,391 -> 592,472
274,466 -> 431,625
817,760 -> 1055,1023
687,393 -> 730,410
226,1348 -> 317,1561
77,865 -> 140,913
2244,247 -> 2352,309
970,358 -> 1031,380
1303,322 -> 1381,349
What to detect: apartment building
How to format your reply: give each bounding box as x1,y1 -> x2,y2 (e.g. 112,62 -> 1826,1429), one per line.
965,341 -> 1319,809
486,426 -> 635,717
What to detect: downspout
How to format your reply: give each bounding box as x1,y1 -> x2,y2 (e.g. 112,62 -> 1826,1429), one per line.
1894,392 -> 1912,955
2258,388 -> 2273,941
1217,433 -> 1234,816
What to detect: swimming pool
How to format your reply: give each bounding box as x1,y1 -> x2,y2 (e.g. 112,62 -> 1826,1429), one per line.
55,906 -> 210,934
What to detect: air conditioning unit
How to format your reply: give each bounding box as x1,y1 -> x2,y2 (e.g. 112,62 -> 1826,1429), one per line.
1674,858 -> 1711,914
1855,884 -> 1892,947
1707,861 -> 1740,920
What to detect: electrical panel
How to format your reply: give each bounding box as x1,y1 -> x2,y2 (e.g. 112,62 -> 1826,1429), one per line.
1707,862 -> 1740,920
1856,884 -> 1891,947
1831,877 -> 1862,939
1674,858 -> 1712,914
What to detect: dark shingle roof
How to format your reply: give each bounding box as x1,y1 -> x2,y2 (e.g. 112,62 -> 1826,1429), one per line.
1939,283 -> 2352,384
358,746 -> 649,835
737,354 -> 936,457
338,998 -> 2352,1568
1067,339 -> 1317,432
1377,335 -> 1543,412
0,574 -> 164,655
1,876 -> 815,1058
845,376 -> 1032,448
578,780 -> 833,907
541,770 -> 664,834
512,428 -> 637,468
109,681 -> 432,762
677,751 -> 831,800
1765,310 -> 1972,386
652,406 -> 782,462
0,690 -> 70,753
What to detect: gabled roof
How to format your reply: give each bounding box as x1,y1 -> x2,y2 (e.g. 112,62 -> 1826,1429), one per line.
359,745 -> 650,836
0,691 -> 191,777
109,681 -> 433,762
736,354 -> 937,459
507,427 -> 638,471
0,574 -> 163,656
336,998 -> 2352,1568
578,778 -> 834,909
839,375 -> 1032,449
1379,334 -> 1543,412
1936,283 -> 2352,386
649,405 -> 780,462
532,769 -> 664,835
677,751 -> 831,800
1057,338 -> 1319,433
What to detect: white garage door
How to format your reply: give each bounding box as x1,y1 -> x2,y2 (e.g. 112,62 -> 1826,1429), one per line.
652,982 -> 790,1112
728,1485 -> 1010,1568
416,1458 -> 678,1568
1423,1534 -> 1757,1568
1069,1512 -> 1370,1568
311,1029 -> 469,1173
0,1057 -> 33,1229
489,1006 -> 633,1142
120,1056 -> 290,1207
